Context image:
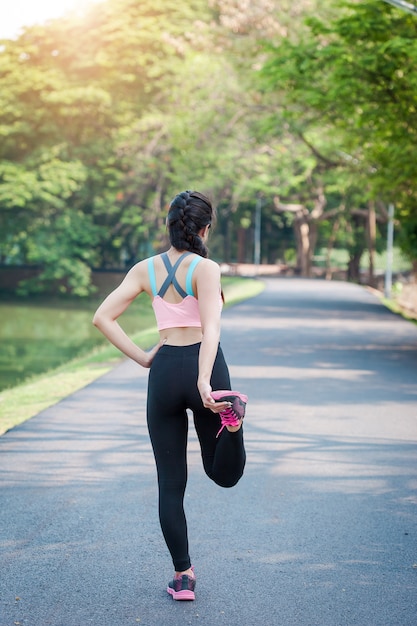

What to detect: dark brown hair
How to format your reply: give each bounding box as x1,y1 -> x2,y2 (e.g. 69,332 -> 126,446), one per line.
167,190 -> 214,258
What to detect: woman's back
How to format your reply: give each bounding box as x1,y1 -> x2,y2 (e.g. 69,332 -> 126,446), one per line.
148,252 -> 203,331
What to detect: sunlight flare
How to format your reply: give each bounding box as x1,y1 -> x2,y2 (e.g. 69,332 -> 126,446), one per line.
0,0 -> 98,38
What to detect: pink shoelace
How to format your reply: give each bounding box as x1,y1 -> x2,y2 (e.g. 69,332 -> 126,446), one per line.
211,391 -> 248,437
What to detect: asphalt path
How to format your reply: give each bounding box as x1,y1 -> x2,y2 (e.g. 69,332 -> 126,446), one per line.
1,278 -> 416,626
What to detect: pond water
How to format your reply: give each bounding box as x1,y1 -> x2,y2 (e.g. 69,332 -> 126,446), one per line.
0,294 -> 155,392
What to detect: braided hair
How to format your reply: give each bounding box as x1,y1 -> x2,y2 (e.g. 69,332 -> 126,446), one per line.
167,190 -> 214,258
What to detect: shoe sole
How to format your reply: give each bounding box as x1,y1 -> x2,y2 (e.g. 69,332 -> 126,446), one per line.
211,390 -> 248,420
167,587 -> 195,600
211,390 -> 248,405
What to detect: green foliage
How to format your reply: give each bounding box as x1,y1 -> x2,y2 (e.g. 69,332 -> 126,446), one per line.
1,0 -> 416,294
19,212 -> 101,297
260,0 -> 417,263
0,0 -> 216,292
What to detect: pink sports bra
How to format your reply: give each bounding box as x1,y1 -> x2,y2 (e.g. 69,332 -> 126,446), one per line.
148,252 -> 204,331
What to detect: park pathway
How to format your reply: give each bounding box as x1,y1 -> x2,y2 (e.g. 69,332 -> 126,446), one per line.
1,278 -> 417,626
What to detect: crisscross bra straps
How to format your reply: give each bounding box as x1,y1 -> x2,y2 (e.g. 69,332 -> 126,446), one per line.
148,252 -> 203,298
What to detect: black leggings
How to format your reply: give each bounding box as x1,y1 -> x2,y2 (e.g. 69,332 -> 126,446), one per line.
146,343 -> 246,571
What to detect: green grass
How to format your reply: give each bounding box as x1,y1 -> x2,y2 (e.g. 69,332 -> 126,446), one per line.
379,295 -> 417,325
0,290 -> 156,391
0,277 -> 264,435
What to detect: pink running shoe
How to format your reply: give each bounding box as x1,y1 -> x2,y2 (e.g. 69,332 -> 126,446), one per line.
167,568 -> 196,601
211,390 -> 248,437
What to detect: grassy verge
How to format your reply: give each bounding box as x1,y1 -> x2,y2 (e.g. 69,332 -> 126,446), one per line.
367,286 -> 417,325
0,277 -> 264,435
380,296 -> 417,324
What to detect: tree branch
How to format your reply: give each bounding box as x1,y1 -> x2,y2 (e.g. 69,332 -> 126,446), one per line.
273,197 -> 307,215
298,132 -> 346,168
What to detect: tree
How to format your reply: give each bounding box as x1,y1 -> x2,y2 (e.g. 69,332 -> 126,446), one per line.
260,0 -> 417,272
2,0 -> 355,293
0,0 -> 214,293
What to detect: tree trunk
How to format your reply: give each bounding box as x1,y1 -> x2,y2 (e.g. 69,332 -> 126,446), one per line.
224,215 -> 232,263
346,213 -> 366,283
325,217 -> 341,280
237,227 -> 246,263
347,252 -> 362,282
308,220 -> 318,277
273,193 -> 325,278
294,213 -> 310,276
294,215 -> 315,277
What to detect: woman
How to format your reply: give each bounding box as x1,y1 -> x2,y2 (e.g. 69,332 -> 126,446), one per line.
93,190 -> 247,601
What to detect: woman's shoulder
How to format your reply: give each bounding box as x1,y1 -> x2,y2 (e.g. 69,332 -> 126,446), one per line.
133,253 -> 166,267
124,256 -> 156,282
194,257 -> 220,278
194,256 -> 219,268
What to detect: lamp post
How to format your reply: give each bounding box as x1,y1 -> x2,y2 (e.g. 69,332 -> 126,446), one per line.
382,0 -> 417,15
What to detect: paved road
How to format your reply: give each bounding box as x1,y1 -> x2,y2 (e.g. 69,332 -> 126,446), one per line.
1,279 -> 416,626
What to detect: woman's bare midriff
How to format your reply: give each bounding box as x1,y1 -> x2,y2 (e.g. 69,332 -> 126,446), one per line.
159,326 -> 203,346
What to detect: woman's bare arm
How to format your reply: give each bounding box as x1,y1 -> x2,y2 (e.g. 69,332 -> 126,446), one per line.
92,261 -> 164,368
196,260 -> 229,411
